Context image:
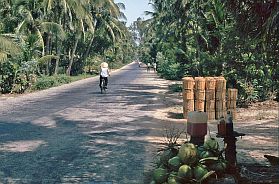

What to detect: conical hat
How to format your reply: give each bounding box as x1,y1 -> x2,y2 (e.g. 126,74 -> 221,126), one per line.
101,62 -> 108,68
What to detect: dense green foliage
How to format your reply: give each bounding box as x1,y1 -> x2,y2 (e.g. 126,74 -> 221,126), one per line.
31,75 -> 72,90
0,0 -> 135,94
133,0 -> 279,102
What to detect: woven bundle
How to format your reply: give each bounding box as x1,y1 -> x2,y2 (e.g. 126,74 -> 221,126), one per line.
181,76 -> 237,120
215,77 -> 227,119
205,77 -> 216,120
183,77 -> 195,90
227,88 -> 238,119
194,77 -> 206,112
182,77 -> 195,118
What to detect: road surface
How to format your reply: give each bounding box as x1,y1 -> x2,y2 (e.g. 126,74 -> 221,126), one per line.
0,62 -> 171,184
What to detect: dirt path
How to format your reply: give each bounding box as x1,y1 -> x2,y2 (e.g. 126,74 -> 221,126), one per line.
153,86 -> 279,166
0,62 -> 177,183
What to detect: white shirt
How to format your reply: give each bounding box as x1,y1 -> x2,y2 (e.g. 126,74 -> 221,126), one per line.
101,67 -> 109,77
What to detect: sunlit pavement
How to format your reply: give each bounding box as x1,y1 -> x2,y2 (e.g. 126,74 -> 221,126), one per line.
0,62 -> 171,183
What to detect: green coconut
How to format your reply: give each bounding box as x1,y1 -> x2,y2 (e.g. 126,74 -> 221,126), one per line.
193,165 -> 209,181
169,171 -> 178,178
160,149 -> 178,166
208,160 -> 227,172
168,176 -> 181,184
178,143 -> 198,165
153,168 -> 168,183
177,164 -> 192,179
150,180 -> 156,184
168,171 -> 179,184
204,138 -> 219,151
168,156 -> 182,171
197,146 -> 205,153
199,150 -> 214,159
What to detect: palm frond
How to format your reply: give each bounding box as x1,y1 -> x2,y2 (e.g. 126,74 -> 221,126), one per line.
106,0 -> 121,17
84,15 -> 95,33
119,12 -> 127,21
61,0 -> 67,13
68,0 -> 87,19
105,24 -> 116,42
116,2 -> 125,10
40,22 -> 65,39
266,9 -> 279,34
35,29 -> 45,56
38,55 -> 59,64
42,0 -> 54,12
18,7 -> 34,23
180,0 -> 189,9
144,11 -> 156,17
0,35 -> 21,55
15,20 -> 27,34
0,51 -> 8,63
110,18 -> 126,38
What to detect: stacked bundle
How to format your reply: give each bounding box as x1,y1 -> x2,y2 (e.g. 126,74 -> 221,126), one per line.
205,77 -> 216,120
182,76 -> 238,120
215,77 -> 227,119
227,88 -> 238,119
182,77 -> 195,118
194,77 -> 206,112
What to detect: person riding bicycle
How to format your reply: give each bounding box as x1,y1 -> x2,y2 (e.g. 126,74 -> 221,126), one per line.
99,62 -> 110,89
147,62 -> 151,72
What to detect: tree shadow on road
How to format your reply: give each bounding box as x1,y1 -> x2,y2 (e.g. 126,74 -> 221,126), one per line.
0,115 -> 166,184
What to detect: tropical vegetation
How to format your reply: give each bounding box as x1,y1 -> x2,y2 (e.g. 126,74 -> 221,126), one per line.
133,0 -> 279,102
0,0 -> 135,94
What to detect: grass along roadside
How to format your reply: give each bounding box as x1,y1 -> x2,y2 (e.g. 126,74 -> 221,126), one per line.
0,74 -> 96,97
30,74 -> 96,91
29,62 -> 129,91
0,62 -> 132,97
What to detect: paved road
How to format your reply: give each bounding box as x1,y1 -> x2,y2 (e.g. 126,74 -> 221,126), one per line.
0,62 -> 170,184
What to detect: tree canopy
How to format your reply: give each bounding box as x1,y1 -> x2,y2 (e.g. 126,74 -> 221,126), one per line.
133,0 -> 279,102
0,0 -> 135,93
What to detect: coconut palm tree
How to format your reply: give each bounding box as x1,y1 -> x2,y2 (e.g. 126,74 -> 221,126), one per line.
42,0 -> 94,75
15,4 -> 65,74
82,0 -> 127,61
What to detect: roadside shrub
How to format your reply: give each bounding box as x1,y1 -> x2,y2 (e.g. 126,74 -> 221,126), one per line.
55,75 -> 72,84
158,60 -> 182,80
169,83 -> 182,92
156,52 -> 183,80
31,75 -> 72,90
0,61 -> 16,93
32,76 -> 56,90
236,80 -> 260,107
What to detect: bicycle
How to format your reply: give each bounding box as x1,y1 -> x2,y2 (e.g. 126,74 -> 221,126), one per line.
100,78 -> 107,94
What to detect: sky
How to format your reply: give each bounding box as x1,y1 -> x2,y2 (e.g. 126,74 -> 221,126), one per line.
115,0 -> 153,26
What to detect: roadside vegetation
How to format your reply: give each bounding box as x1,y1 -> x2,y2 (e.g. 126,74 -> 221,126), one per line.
0,0 -> 135,94
132,0 -> 279,104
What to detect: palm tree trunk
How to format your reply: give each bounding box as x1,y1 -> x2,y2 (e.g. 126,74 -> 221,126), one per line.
54,48 -> 61,75
45,33 -> 51,75
83,31 -> 95,60
66,37 -> 79,76
54,35 -> 60,75
54,57 -> 60,75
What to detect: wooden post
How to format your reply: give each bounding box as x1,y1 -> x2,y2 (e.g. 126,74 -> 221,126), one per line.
182,77 -> 195,118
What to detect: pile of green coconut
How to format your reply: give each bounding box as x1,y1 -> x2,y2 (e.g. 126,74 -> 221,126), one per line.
150,137 -> 227,184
